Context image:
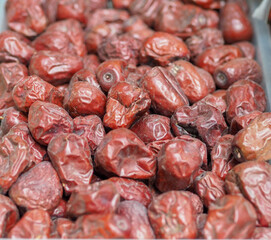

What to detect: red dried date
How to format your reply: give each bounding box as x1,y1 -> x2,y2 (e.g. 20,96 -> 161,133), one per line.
98,33 -> 142,65
8,209 -> 51,239
64,81 -> 106,118
103,82 -> 151,129
94,128 -> 156,179
183,0 -> 224,9
50,218 -> 73,238
69,69 -> 100,90
66,213 -> 131,239
130,114 -> 173,144
252,228 -> 271,239
12,75 -> 64,112
1,107 -> 27,135
226,80 -> 266,123
186,28 -> 224,59
230,110 -> 262,135
29,50 -> 83,86
0,31 -> 34,64
232,112 -> 271,162
9,161 -> 63,212
108,177 -> 152,207
141,67 -> 188,116
220,2 -> 253,43
28,101 -> 73,146
0,194 -> 19,237
113,0 -> 134,9
194,171 -> 226,207
211,134 -> 238,180
66,181 -> 120,217
168,60 -> 214,103
140,32 -> 190,66
234,41 -> 255,59
48,133 -> 93,194
171,103 -> 227,148
214,58 -> 262,89
155,137 -> 205,192
195,45 -> 243,74
83,54 -> 100,72
203,195 -> 257,239
148,191 -> 197,239
96,59 -> 127,92
181,191 -> 204,215
73,115 -> 105,154
51,199 -> 67,218
225,161 -> 271,227
6,0 -> 47,37
117,201 -> 155,239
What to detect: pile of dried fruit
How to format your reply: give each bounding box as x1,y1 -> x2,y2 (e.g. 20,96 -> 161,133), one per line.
0,0 -> 270,239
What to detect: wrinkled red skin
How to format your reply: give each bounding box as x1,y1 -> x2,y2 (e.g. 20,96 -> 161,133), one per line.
50,218 -> 73,238
140,32 -> 190,66
12,75 -> 64,112
108,177 -> 152,207
183,0 -> 224,9
0,130 -> 29,194
8,123 -> 47,169
214,58 -> 262,89
86,9 -> 129,31
130,114 -> 173,144
203,195 -> 257,239
225,162 -> 271,227
148,191 -> 197,239
104,82 -> 151,129
9,161 -> 63,213
84,0 -> 108,14
186,28 -> 224,60
55,84 -> 69,99
112,0 -> 134,8
98,33 -> 142,65
0,107 -> 27,135
195,45 -> 243,74
6,0 -> 48,37
0,31 -> 34,64
83,54 -> 100,72
168,60 -> 214,103
51,199 -> 67,218
64,81 -> 106,118
28,101 -> 73,146
0,194 -> 19,237
69,69 -> 100,90
96,59 -> 128,92
94,128 -> 156,179
171,103 -> 228,148
57,0 -> 87,24
65,213 -> 131,238
0,92 -> 15,112
29,50 -> 83,86
0,62 -> 28,95
125,65 -> 148,86
230,110 -> 262,135
252,228 -> 271,239
85,23 -> 123,53
194,90 -> 227,114
226,80 -> 266,123
211,134 -> 238,180
117,200 -> 155,239
220,2 -> 253,43
123,16 -> 154,42
141,67 -> 189,116
155,137 -> 204,192
194,171 -> 226,207
147,139 -> 170,156
8,209 -> 52,239
234,41 -> 255,59
196,213 -> 207,238
66,181 -> 120,217
181,191 -> 204,215
232,112 -> 271,162
41,0 -> 58,23
48,133 -> 93,195
155,3 -> 219,39
73,115 -> 105,154
129,0 -> 164,27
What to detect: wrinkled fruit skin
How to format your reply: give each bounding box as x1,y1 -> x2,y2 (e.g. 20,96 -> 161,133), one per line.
94,128 -> 156,179
148,191 -> 197,239
9,161 -> 63,213
48,133 -> 93,194
28,101 -> 73,146
234,41 -> 255,59
203,195 -> 257,239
